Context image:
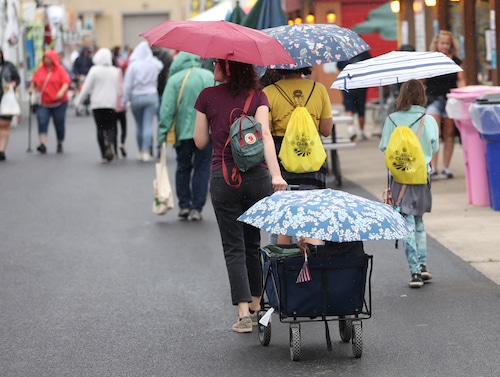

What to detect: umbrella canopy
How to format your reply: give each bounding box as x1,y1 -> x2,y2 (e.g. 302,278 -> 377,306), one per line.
262,23 -> 370,70
140,20 -> 295,66
228,1 -> 246,24
353,2 -> 397,41
241,0 -> 287,30
331,51 -> 463,90
237,189 -> 412,242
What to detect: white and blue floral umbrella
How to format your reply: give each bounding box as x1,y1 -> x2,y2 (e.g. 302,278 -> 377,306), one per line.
238,189 -> 412,242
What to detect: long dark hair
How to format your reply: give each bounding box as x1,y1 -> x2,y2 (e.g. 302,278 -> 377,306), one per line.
395,79 -> 427,111
217,59 -> 258,97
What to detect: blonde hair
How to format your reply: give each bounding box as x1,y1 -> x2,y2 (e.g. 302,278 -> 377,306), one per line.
429,30 -> 460,56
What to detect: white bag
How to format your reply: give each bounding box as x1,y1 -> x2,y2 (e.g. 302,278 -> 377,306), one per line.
0,87 -> 20,116
153,143 -> 174,215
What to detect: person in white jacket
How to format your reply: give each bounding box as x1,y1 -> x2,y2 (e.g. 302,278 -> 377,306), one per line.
121,41 -> 163,162
76,47 -> 121,163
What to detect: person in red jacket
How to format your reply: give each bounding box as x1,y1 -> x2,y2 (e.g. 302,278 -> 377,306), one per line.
28,50 -> 71,154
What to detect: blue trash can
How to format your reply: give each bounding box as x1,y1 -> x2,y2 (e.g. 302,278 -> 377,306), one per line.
470,93 -> 500,211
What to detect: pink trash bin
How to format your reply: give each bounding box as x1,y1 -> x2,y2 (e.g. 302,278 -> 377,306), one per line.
447,86 -> 500,206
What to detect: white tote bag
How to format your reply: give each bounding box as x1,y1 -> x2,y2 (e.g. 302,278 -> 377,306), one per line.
153,143 -> 174,215
0,87 -> 20,116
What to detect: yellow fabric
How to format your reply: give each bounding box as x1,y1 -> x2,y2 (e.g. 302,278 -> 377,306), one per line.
384,126 -> 428,184
263,78 -> 332,137
278,106 -> 327,173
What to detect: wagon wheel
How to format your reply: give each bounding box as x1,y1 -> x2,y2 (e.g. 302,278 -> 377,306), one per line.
289,323 -> 301,361
257,311 -> 271,346
339,316 -> 352,343
351,322 -> 363,358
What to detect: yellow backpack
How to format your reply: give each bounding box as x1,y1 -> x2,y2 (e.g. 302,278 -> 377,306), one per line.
384,114 -> 428,185
274,83 -> 327,174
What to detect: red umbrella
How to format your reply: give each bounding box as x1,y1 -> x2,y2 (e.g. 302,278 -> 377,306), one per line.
140,20 -> 295,66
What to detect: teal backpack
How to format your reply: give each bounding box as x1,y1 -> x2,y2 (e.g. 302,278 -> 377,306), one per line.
223,90 -> 265,188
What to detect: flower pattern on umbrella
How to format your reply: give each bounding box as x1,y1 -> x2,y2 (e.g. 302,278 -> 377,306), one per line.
262,24 -> 370,70
238,189 -> 412,242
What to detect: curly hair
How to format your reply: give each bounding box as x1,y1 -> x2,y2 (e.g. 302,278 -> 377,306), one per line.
429,30 -> 460,57
395,79 -> 427,111
217,59 -> 259,97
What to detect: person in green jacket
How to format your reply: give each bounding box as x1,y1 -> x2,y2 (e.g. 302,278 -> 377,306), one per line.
158,52 -> 214,221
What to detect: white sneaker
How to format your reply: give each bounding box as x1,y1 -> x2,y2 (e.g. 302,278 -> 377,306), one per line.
141,153 -> 153,162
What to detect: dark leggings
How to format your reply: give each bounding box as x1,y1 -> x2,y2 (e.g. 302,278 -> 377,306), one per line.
92,109 -> 117,158
116,110 -> 127,144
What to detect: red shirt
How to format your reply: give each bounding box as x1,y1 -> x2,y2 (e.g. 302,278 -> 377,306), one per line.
194,84 -> 269,172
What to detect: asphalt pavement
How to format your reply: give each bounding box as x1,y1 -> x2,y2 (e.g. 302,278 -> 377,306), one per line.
0,109 -> 499,376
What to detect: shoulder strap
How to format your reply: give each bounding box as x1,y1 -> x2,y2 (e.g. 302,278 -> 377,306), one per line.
304,82 -> 316,106
274,82 -> 316,108
388,113 -> 424,129
273,84 -> 294,107
177,68 -> 194,107
242,89 -> 255,115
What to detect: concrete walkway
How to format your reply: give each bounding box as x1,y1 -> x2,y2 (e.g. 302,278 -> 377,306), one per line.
332,106 -> 500,285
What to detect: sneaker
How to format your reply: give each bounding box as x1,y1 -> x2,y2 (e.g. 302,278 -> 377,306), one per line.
0,151 -> 5,161
430,170 -> 439,180
141,153 -> 153,162
101,158 -> 109,164
119,144 -> 127,157
104,145 -> 114,162
188,209 -> 202,221
249,310 -> 259,326
359,132 -> 368,141
420,265 -> 433,281
441,167 -> 453,179
178,208 -> 190,219
56,143 -> 63,154
409,273 -> 424,288
232,316 -> 252,333
37,144 -> 47,154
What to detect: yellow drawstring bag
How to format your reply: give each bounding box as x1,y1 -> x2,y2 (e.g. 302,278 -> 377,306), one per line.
384,115 -> 428,184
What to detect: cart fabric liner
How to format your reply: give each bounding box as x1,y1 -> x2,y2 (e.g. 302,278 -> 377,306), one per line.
262,243 -> 371,318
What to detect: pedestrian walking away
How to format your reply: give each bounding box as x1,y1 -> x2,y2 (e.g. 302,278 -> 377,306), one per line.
263,66 -> 333,244
337,51 -> 372,141
76,47 -> 121,164
112,46 -> 128,158
122,41 -> 163,162
158,52 -> 214,221
28,49 -> 71,155
379,79 -> 439,288
194,59 -> 287,333
0,48 -> 21,161
425,30 -> 465,179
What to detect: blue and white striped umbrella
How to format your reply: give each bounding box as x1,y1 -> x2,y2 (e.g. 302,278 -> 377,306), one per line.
331,51 -> 463,91
238,189 -> 412,242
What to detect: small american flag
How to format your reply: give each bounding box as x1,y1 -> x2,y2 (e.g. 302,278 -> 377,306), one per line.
296,252 -> 312,283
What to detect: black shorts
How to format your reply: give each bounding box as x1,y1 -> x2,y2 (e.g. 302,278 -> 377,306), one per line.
342,88 -> 367,116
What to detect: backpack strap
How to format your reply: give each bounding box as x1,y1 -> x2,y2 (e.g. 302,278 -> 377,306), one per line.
274,82 -> 316,108
222,89 -> 256,189
388,113 -> 425,129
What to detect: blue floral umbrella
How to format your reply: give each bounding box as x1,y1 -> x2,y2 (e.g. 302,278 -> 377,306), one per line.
262,23 -> 371,70
237,189 -> 412,242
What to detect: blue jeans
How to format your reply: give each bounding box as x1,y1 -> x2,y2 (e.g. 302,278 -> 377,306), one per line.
402,214 -> 427,275
36,102 -> 68,142
175,139 -> 212,212
210,167 -> 273,305
130,93 -> 158,152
